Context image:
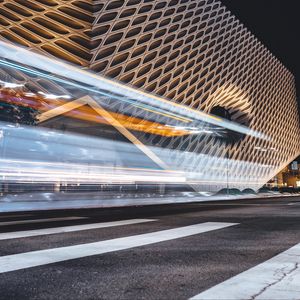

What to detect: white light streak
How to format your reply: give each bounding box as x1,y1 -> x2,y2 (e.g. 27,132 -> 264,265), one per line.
0,122 -> 273,190
0,80 -> 23,88
38,91 -> 71,99
0,40 -> 267,140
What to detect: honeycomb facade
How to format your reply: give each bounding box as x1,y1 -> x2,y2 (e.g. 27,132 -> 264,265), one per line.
0,0 -> 300,191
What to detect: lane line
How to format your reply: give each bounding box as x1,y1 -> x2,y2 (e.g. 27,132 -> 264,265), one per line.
191,243 -> 300,300
0,217 -> 87,226
0,222 -> 237,273
0,219 -> 156,240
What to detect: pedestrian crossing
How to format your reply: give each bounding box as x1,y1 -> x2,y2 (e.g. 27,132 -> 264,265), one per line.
0,221 -> 237,273
190,243 -> 300,300
0,213 -> 299,299
0,218 -> 156,240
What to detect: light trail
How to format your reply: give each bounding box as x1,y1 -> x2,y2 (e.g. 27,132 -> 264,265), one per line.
0,41 -> 274,194
0,122 -> 272,189
0,59 -> 192,124
0,89 -> 190,137
0,40 -> 267,139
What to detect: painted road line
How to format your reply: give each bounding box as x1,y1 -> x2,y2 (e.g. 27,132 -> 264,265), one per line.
191,243 -> 300,300
0,217 -> 87,226
0,222 -> 237,273
0,219 -> 156,240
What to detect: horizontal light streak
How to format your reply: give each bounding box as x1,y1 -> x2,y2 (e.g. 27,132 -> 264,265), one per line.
0,176 -> 265,186
0,158 -> 178,173
0,60 -> 191,124
0,121 -> 273,189
0,158 -> 186,184
0,174 -> 185,184
0,90 -> 190,137
0,40 -> 267,139
37,97 -> 190,137
186,180 -> 268,186
0,166 -> 268,186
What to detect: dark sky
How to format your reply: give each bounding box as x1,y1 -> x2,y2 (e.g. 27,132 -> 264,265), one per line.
221,0 -> 300,96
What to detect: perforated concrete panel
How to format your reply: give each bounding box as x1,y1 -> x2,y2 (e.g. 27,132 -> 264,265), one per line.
0,0 -> 300,191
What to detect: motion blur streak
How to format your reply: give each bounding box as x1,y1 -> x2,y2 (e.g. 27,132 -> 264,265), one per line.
0,122 -> 271,189
36,96 -> 190,137
0,41 -> 266,139
0,86 -> 191,136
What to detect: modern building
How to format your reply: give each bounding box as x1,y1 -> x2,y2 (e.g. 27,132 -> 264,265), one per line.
269,161 -> 300,189
0,0 -> 300,196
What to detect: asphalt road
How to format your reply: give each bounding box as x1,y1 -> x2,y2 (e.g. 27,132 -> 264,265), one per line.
0,197 -> 300,299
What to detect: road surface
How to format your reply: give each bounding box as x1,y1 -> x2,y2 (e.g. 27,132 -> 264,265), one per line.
0,197 -> 299,299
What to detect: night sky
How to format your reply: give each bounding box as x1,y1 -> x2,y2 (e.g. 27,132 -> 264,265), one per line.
221,0 -> 300,97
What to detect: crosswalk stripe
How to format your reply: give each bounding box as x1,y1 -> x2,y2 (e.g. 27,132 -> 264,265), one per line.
190,243 -> 300,300
0,222 -> 237,273
0,219 -> 156,240
0,216 -> 87,226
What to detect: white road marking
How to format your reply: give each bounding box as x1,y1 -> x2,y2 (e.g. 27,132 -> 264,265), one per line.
0,219 -> 156,240
191,243 -> 300,300
0,216 -> 87,226
0,222 -> 237,273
